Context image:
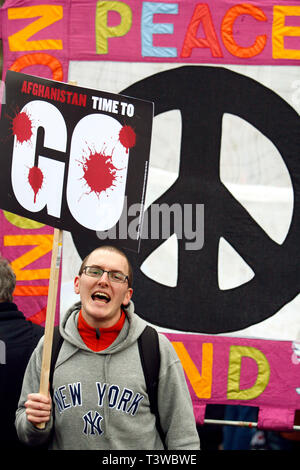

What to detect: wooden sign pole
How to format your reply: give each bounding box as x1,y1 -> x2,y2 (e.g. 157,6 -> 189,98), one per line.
37,81 -> 76,429
37,227 -> 63,429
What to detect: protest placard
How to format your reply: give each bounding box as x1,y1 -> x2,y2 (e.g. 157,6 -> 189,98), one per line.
0,71 -> 153,252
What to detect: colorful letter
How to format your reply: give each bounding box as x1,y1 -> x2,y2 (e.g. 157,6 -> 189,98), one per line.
8,5 -> 63,51
172,342 -> 213,399
3,211 -> 45,229
272,6 -> 300,60
14,286 -> 49,296
4,234 -> 54,280
181,4 -> 223,58
227,345 -> 270,400
9,53 -> 63,81
221,4 -> 267,58
141,2 -> 178,58
95,1 -> 132,54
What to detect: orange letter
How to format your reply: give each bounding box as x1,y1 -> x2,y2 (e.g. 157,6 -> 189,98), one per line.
14,285 -> 49,296
4,234 -> 53,281
221,4 -> 267,58
172,342 -> 213,399
9,53 -> 63,81
181,4 -> 223,58
8,5 -> 63,51
273,6 -> 300,60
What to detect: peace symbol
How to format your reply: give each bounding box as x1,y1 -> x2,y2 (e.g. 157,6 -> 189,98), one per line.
72,66 -> 300,334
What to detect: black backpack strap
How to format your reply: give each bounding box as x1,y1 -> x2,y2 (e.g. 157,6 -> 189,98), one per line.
138,325 -> 166,449
49,325 -> 63,397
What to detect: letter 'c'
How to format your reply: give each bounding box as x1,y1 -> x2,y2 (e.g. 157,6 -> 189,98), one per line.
221,4 -> 267,58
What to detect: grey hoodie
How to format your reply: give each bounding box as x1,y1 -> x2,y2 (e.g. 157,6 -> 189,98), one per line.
15,301 -> 200,450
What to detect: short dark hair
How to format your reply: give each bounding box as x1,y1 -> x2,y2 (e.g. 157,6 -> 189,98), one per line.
0,256 -> 16,302
78,245 -> 133,288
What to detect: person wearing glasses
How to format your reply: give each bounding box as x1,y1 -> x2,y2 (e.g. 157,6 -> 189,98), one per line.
15,245 -> 200,450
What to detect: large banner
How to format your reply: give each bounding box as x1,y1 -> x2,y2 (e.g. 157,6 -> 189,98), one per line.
0,0 -> 300,429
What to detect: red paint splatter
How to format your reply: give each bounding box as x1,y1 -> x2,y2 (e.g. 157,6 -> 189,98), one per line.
28,166 -> 44,203
119,125 -> 136,153
80,150 -> 119,198
12,111 -> 33,144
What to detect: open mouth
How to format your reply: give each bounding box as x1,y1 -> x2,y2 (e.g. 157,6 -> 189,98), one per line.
91,291 -> 111,303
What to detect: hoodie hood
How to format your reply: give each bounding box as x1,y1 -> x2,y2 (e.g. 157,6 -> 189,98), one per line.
59,300 -> 148,354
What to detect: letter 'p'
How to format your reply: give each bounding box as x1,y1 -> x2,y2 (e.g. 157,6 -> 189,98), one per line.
95,1 -> 132,54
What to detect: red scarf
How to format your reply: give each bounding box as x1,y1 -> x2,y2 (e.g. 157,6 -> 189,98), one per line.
77,309 -> 125,351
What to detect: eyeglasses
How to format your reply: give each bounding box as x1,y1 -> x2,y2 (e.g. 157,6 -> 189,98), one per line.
82,266 -> 128,283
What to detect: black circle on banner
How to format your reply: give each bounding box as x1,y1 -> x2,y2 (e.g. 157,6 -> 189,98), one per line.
72,66 -> 300,333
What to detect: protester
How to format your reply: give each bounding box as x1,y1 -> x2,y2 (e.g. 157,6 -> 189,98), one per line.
222,405 -> 258,450
15,245 -> 200,450
0,256 -> 44,449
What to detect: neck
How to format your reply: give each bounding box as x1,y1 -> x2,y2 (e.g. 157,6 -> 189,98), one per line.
78,309 -> 126,352
82,309 -> 122,330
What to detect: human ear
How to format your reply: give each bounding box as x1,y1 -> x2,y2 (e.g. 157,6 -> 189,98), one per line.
122,288 -> 133,307
74,276 -> 80,295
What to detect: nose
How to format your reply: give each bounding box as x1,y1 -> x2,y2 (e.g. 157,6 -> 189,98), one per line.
97,270 -> 110,283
